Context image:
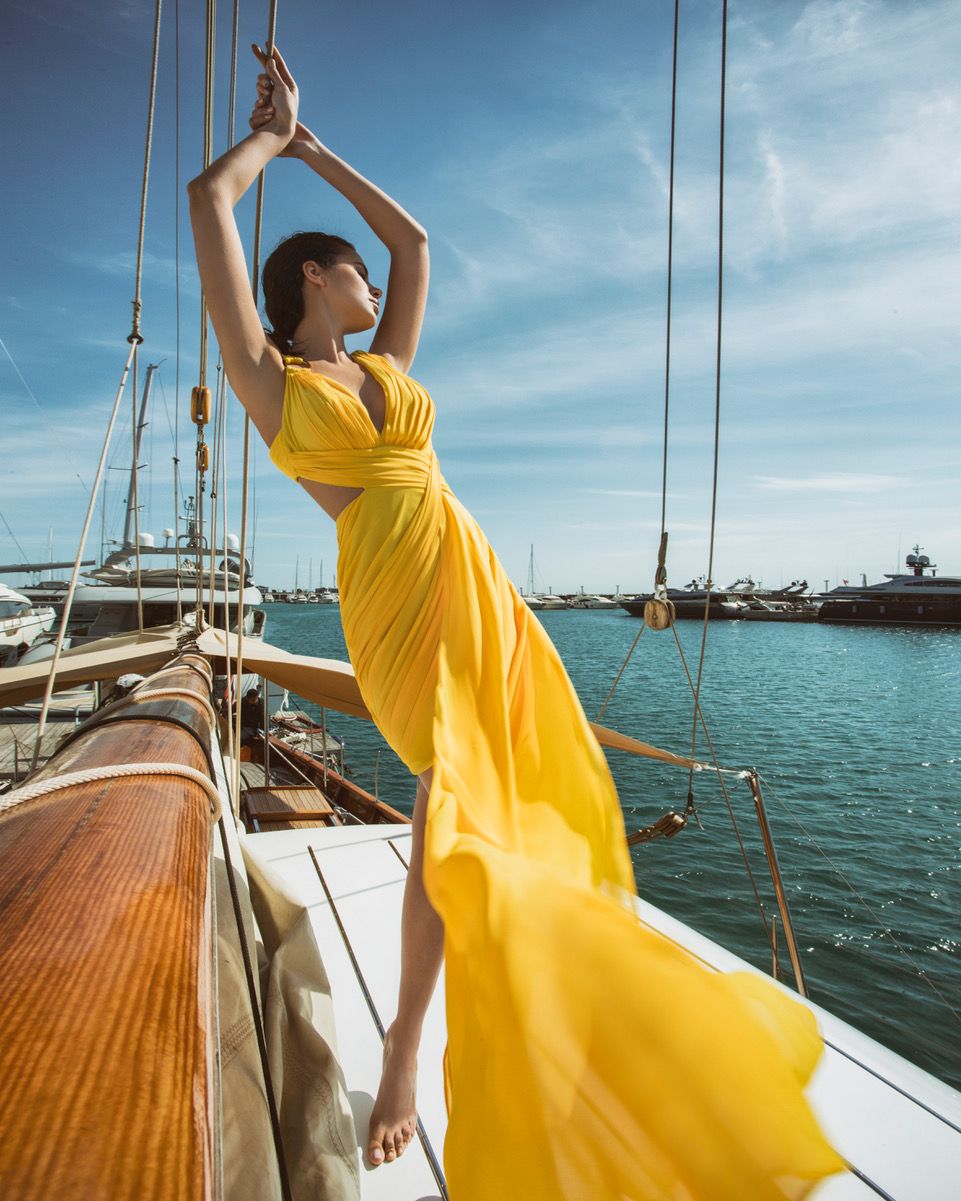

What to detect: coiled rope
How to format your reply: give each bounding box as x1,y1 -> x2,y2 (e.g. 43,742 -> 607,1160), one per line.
1,762 -> 222,822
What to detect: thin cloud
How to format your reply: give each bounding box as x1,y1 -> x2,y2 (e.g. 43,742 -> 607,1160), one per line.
752,472 -> 904,493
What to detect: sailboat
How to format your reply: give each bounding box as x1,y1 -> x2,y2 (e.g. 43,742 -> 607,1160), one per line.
1,3 -> 959,1199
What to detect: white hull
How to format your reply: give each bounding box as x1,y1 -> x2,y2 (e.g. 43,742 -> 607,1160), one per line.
244,822 -> 961,1200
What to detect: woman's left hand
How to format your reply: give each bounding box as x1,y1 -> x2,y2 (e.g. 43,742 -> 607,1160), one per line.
249,44 -> 313,157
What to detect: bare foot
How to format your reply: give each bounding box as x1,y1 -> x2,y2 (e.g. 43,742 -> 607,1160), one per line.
367,1020 -> 419,1166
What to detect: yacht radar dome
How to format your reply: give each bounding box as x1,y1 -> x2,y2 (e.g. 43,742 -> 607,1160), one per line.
225,533 -> 240,551
137,532 -> 155,548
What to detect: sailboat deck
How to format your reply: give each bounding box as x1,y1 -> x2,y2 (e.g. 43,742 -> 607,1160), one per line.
250,824 -> 961,1201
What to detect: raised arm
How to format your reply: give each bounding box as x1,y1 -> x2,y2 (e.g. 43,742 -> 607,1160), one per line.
186,52 -> 297,444
250,47 -> 429,374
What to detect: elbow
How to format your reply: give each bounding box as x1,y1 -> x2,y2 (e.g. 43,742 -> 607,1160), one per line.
187,174 -> 223,204
390,225 -> 428,249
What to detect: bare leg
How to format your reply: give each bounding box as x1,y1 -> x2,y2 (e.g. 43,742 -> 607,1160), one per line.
367,766 -> 444,1166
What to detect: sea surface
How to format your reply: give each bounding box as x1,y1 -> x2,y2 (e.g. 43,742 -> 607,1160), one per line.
259,604 -> 961,1091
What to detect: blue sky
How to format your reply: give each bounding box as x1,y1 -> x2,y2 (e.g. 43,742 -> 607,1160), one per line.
2,0 -> 958,592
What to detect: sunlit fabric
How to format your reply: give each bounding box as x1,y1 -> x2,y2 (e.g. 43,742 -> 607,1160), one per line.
270,351 -> 843,1200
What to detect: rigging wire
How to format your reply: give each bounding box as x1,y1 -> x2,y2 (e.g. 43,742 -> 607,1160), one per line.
131,345 -> 145,630
232,0 -> 279,816
210,0 -> 241,634
173,0 -> 183,622
0,335 -> 88,492
30,0 -> 164,769
193,0 -> 218,625
659,0 -> 679,543
0,509 -> 29,564
669,623 -> 771,938
129,0 -> 165,633
593,0 -> 678,721
686,0 -> 727,772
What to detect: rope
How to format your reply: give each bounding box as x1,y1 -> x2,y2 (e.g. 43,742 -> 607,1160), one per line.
670,622 -> 770,937
129,0 -> 164,346
29,344 -> 139,771
596,622 -> 645,722
193,0 -> 218,625
595,2 -> 680,723
174,0 -> 183,623
28,0 -> 165,771
1,762 -> 222,822
686,0 -> 728,772
215,0 -> 240,728
131,346 -> 145,630
232,0 -> 279,813
659,0 -> 679,543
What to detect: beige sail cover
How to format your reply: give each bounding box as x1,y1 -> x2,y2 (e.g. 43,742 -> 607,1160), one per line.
0,624 -> 184,706
215,819 -> 360,1201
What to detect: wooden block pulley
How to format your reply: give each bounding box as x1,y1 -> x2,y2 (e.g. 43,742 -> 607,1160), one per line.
644,597 -> 676,629
191,385 -> 211,425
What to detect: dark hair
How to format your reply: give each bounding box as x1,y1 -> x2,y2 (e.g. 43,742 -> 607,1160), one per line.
262,231 -> 357,354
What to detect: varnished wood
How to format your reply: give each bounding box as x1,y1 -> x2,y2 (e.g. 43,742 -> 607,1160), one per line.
250,732 -> 409,826
0,658 -> 215,1201
245,784 -> 337,831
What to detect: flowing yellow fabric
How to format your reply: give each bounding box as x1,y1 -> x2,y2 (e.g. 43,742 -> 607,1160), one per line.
270,351 -> 844,1200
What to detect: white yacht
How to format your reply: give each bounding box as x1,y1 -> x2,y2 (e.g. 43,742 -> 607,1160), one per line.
0,584 -> 55,666
569,591 -> 619,610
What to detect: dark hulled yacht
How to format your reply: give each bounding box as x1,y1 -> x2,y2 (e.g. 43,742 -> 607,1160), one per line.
818,548 -> 961,627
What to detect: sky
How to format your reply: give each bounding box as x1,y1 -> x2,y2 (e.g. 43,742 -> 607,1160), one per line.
1,0 -> 958,593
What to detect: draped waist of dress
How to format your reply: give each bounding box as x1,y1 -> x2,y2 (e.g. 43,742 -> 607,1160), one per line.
283,443 -> 448,495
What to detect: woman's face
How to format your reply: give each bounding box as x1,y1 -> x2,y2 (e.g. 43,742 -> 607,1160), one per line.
308,254 -> 382,332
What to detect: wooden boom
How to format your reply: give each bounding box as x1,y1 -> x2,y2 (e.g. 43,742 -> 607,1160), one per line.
0,656 -> 218,1200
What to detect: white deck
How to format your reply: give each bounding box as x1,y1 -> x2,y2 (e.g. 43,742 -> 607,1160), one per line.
249,824 -> 961,1200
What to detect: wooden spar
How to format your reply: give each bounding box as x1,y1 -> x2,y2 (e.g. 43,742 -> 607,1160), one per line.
0,657 -> 218,1201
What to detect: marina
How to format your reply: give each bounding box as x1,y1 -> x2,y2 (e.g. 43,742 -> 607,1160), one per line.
2,0 -> 959,1197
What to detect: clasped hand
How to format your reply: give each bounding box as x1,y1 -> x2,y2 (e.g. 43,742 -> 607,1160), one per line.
249,44 -> 313,158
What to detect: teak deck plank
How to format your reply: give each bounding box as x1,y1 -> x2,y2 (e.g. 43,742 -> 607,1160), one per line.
244,783 -> 337,831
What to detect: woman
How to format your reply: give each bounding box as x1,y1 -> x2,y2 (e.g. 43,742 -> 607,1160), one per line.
189,46 -> 843,1200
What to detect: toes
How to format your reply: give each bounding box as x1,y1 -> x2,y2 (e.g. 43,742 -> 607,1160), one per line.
384,1142 -> 397,1162
393,1132 -> 407,1159
367,1138 -> 385,1167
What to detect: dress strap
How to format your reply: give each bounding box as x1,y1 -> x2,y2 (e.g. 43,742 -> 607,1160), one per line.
282,353 -> 311,370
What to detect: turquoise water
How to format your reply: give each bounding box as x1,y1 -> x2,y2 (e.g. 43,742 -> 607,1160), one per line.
259,604 -> 961,1090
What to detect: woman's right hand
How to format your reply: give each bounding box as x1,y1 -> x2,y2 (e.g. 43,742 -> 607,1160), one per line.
248,44 -> 299,150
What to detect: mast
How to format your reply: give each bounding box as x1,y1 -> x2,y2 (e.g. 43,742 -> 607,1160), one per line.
122,363 -> 157,549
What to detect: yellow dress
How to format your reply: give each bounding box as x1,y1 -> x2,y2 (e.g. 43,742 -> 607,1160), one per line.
270,351 -> 844,1201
